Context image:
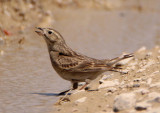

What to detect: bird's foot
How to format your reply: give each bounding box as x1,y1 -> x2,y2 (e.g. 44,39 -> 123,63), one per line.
85,86 -> 99,91
55,97 -> 70,105
58,89 -> 71,96
55,89 -> 72,105
109,69 -> 128,74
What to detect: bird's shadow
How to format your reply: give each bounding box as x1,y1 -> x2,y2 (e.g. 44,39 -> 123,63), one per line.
31,92 -> 71,97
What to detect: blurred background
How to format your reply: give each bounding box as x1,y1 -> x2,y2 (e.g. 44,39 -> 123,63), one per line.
0,0 -> 160,113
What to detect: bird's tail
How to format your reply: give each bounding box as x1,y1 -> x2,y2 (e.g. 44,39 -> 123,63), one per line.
106,53 -> 134,67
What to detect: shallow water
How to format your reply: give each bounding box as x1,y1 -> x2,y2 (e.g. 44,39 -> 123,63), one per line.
0,9 -> 160,113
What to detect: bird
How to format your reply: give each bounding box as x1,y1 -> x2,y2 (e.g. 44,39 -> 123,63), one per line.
35,27 -> 133,95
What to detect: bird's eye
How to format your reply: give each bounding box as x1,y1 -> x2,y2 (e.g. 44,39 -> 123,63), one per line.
48,31 -> 52,34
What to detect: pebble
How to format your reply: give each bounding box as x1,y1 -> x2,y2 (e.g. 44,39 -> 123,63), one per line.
113,93 -> 136,112
98,79 -> 119,89
137,46 -> 146,53
152,71 -> 159,74
72,108 -> 78,112
157,56 -> 160,61
152,97 -> 160,103
133,84 -> 140,88
137,60 -> 154,73
146,52 -> 152,56
134,88 -> 149,95
147,78 -> 152,85
126,82 -> 136,88
150,82 -> 160,88
148,92 -> 160,103
133,78 -> 142,82
99,75 -> 112,84
75,97 -> 87,104
135,101 -> 151,111
106,87 -> 117,93
117,56 -> 133,65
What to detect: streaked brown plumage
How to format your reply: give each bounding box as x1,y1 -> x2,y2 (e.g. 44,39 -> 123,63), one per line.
35,27 -> 133,95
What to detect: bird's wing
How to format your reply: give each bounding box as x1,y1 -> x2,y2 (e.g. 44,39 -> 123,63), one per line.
54,55 -> 110,72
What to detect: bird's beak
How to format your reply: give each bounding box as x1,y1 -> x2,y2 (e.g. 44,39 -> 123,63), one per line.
35,27 -> 44,36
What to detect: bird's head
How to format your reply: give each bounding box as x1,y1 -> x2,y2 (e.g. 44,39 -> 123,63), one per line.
35,27 -> 64,43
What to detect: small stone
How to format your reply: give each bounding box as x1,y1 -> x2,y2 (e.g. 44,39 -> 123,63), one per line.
137,60 -> 154,73
152,71 -> 159,74
146,52 -> 152,56
104,92 -> 112,96
134,88 -> 149,95
126,82 -> 134,88
98,79 -> 119,89
133,84 -> 140,88
135,102 -> 151,111
157,56 -> 160,60
150,82 -> 160,88
57,108 -> 61,111
120,69 -> 129,74
99,75 -> 111,84
78,82 -> 85,86
133,78 -> 142,82
148,92 -> 160,101
117,56 -> 133,65
137,46 -> 146,53
153,97 -> 160,103
59,97 -> 70,102
148,92 -> 160,103
113,93 -> 136,112
106,87 -> 117,93
137,68 -> 145,73
72,108 -> 78,112
101,74 -> 111,80
75,97 -> 87,104
147,78 -> 152,85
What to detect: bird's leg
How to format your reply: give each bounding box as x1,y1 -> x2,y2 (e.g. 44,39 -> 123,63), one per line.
58,82 -> 78,95
79,79 -> 91,90
56,88 -> 72,105
73,82 -> 78,90
79,83 -> 89,90
56,82 -> 78,105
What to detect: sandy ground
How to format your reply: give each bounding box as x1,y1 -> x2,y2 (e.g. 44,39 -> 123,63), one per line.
53,46 -> 160,113
0,0 -> 160,113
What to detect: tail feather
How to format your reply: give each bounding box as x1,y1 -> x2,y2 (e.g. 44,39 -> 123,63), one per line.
106,53 -> 134,66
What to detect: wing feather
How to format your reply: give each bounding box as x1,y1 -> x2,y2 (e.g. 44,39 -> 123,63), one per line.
55,55 -> 110,72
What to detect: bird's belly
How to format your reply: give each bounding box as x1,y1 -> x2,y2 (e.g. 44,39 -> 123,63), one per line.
59,71 -> 103,82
